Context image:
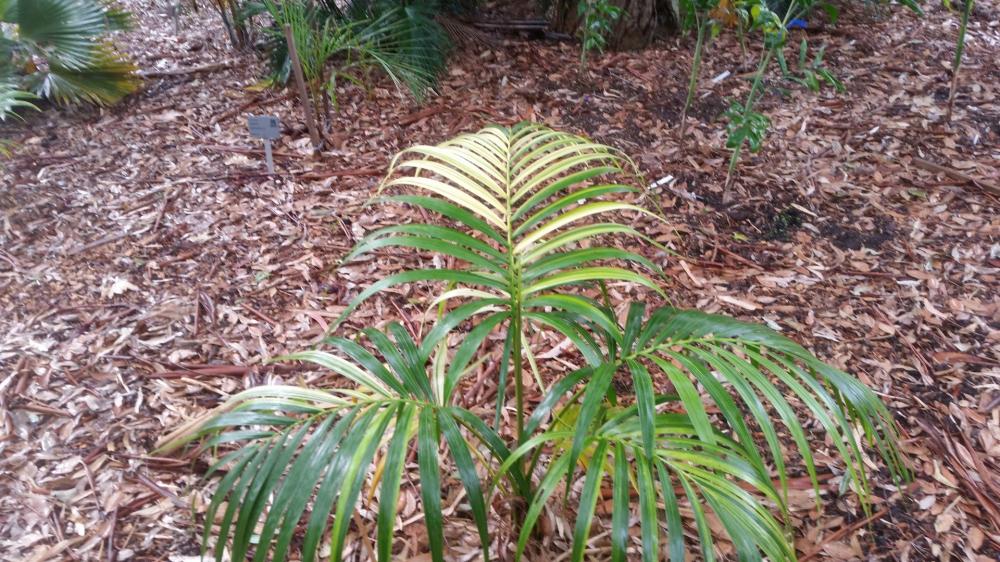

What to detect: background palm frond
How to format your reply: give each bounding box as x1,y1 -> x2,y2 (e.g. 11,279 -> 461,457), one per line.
250,0 -> 449,100
0,0 -> 139,106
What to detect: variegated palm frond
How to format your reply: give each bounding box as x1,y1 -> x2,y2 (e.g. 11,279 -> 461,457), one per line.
341,123 -> 665,428
344,123 -> 662,324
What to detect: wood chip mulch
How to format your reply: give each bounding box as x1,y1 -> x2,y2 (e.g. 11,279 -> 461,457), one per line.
1,1 -> 998,561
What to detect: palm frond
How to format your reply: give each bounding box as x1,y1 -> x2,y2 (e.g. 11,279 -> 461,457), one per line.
510,303 -> 909,562
27,43 -> 139,105
505,411 -> 792,562
158,322 -> 521,562
3,0 -> 138,106
0,81 -> 38,120
341,123 -> 664,346
253,0 -> 447,99
355,5 -> 451,100
13,0 -> 115,70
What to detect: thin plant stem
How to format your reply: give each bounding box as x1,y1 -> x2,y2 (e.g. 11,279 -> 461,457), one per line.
725,48 -> 773,188
679,16 -> 707,139
579,1 -> 590,73
947,0 -> 974,122
736,19 -> 748,62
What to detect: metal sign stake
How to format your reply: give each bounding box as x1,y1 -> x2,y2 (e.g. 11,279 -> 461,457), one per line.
263,138 -> 274,174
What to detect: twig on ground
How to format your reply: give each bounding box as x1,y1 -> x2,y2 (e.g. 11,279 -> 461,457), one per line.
909,157 -> 1000,196
799,506 -> 892,562
105,508 -> 117,562
210,93 -> 292,126
66,230 -> 133,256
149,365 -> 250,379
140,60 -> 236,78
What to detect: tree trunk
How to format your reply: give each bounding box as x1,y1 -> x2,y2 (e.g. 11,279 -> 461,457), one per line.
552,0 -> 671,50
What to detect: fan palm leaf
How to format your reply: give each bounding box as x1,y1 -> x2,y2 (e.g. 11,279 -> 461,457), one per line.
0,81 -> 37,120
1,0 -> 139,106
27,44 -> 139,105
12,0 -> 110,70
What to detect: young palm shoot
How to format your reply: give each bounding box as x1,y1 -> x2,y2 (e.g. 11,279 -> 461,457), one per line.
946,0 -> 974,122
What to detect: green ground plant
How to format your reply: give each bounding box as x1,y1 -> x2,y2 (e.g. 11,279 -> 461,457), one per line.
160,123 -> 909,562
722,0 -> 922,189
577,0 -> 623,69
776,39 -> 844,93
723,0 -> 787,189
678,0 -> 720,138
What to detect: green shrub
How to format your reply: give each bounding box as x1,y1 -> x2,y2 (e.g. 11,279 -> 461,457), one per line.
247,0 -> 450,128
160,123 -> 909,562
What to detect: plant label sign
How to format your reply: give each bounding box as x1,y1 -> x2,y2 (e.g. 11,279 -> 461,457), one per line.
248,115 -> 281,174
248,115 -> 281,139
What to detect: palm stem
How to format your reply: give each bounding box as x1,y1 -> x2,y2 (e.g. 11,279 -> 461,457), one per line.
511,277 -> 525,441
504,136 -> 525,443
679,16 -> 707,139
947,0 -> 974,122
736,19 -> 748,62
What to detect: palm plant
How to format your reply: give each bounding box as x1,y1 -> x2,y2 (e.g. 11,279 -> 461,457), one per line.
251,0 -> 449,128
0,0 -> 139,110
203,0 -> 254,49
160,123 -> 909,562
577,0 -> 623,70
